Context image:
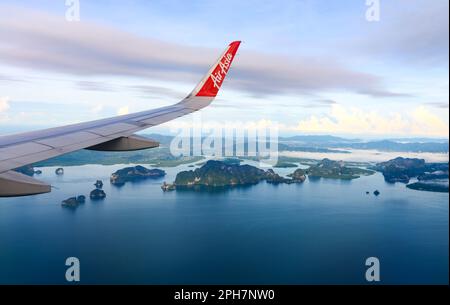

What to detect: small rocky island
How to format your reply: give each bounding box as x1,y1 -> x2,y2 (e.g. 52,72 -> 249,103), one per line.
94,180 -> 103,188
161,181 -> 176,192
90,189 -> 106,200
287,168 -> 307,182
55,167 -> 64,175
110,165 -> 166,186
61,195 -> 86,208
373,157 -> 449,192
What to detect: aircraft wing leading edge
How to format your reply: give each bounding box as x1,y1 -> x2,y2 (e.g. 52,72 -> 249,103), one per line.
0,41 -> 241,197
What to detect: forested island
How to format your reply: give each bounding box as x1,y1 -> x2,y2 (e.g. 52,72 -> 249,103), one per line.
111,166 -> 166,186
166,160 -> 306,190
305,158 -> 374,180
163,158 -> 372,191
372,157 -> 449,192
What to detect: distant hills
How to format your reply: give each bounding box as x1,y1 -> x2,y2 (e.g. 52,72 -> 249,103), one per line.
325,140 -> 448,153
25,133 -> 447,169
144,133 -> 449,153
279,135 -> 360,143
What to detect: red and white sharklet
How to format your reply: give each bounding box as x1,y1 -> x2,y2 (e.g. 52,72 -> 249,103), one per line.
191,41 -> 241,97
0,41 -> 241,197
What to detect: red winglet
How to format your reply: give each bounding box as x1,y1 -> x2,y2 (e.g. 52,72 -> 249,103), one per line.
194,41 -> 241,97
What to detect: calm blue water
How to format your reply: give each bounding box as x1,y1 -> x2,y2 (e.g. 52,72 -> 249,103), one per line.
0,162 -> 448,284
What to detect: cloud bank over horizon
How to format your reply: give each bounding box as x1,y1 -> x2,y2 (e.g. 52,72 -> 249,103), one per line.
0,1 -> 448,138
0,6 -> 408,98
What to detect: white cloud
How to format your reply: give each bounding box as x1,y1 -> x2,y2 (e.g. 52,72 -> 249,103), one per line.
0,5 -> 403,98
0,96 -> 10,113
0,96 -> 11,123
91,104 -> 104,114
293,105 -> 449,137
117,106 -> 129,116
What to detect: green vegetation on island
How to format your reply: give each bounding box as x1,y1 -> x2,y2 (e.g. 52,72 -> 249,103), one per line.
170,160 -> 306,190
32,146 -> 204,168
90,189 -> 106,200
110,165 -> 166,186
174,160 -> 267,187
279,136 -> 449,153
61,195 -> 86,208
371,157 -> 449,192
165,159 -> 374,191
305,158 -> 375,180
287,168 -> 307,182
163,158 -> 377,191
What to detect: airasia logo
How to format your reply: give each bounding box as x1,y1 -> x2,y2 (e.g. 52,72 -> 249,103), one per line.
210,53 -> 233,89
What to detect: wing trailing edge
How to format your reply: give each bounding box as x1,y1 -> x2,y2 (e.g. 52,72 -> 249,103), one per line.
86,135 -> 159,151
0,171 -> 51,197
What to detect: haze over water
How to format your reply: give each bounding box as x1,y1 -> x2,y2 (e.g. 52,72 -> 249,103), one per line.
281,149 -> 449,163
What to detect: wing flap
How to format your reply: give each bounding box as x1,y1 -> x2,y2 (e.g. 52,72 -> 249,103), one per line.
86,135 -> 159,151
0,171 -> 51,197
0,142 -> 51,161
34,131 -> 100,148
87,122 -> 138,137
138,110 -> 186,126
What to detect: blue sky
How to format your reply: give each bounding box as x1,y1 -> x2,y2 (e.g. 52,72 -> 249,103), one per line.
0,0 -> 448,138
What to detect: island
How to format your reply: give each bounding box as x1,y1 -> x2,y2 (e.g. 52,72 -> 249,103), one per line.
31,144 -> 204,168
94,180 -> 103,189
372,157 -> 449,192
61,195 -> 86,208
166,160 -> 307,190
90,189 -> 106,200
265,169 -> 293,184
287,168 -> 307,182
174,160 -> 267,187
305,158 -> 374,180
161,181 -> 176,192
110,165 -> 166,186
406,181 -> 449,193
55,167 -> 64,175
163,158 -> 377,191
373,157 -> 448,183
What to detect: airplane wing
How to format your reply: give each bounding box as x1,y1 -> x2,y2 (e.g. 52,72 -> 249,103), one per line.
0,41 -> 241,196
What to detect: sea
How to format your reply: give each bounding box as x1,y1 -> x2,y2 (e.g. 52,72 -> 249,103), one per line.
0,157 -> 448,284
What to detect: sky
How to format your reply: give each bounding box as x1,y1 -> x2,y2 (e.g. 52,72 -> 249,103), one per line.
0,0 -> 448,138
